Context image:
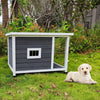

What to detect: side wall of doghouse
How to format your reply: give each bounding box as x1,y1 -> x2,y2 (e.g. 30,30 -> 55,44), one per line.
8,37 -> 12,68
16,37 -> 52,71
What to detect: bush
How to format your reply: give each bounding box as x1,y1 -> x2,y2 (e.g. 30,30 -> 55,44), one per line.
0,17 -> 45,55
55,24 -> 100,54
70,24 -> 100,53
0,29 -> 7,55
0,18 -> 100,56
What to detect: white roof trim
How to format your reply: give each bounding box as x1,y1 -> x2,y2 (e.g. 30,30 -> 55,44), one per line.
5,32 -> 74,37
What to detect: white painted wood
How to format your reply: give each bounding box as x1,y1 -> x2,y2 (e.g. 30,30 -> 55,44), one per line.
6,32 -> 74,37
27,48 -> 41,59
16,68 -> 65,74
12,36 -> 16,76
64,37 -> 70,72
8,37 -> 9,65
51,37 -> 55,69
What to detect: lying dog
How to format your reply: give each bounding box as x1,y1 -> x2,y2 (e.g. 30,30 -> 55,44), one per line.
64,63 -> 97,84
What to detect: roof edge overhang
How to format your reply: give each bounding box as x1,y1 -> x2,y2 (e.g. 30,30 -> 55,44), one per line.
5,32 -> 74,37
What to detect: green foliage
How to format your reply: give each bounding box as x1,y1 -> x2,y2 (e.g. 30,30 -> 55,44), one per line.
62,21 -> 71,32
0,16 -> 100,55
0,16 -> 45,55
0,52 -> 100,99
0,26 -> 7,55
7,17 -> 44,32
55,23 -> 100,54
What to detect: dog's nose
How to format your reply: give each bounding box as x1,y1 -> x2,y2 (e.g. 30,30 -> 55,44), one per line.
84,71 -> 87,74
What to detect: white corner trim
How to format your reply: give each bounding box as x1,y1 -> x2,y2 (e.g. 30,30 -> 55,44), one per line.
12,36 -> 16,76
51,37 -> 55,69
64,37 -> 70,72
27,48 -> 41,59
8,37 -> 9,65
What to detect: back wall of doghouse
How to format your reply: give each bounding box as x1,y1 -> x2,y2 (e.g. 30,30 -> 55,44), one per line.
8,37 -> 52,71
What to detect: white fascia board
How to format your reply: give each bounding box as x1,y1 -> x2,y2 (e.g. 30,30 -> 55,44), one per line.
16,68 -> 65,74
5,32 -> 74,37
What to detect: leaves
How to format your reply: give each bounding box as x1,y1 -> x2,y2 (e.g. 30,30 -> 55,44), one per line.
13,78 -> 18,82
95,90 -> 100,92
12,94 -> 15,97
69,84 -> 73,87
40,84 -> 43,88
17,90 -> 20,93
64,92 -> 68,96
48,89 -> 61,96
48,89 -> 54,93
30,87 -> 37,92
38,93 -> 42,97
7,91 -> 12,95
51,84 -> 56,88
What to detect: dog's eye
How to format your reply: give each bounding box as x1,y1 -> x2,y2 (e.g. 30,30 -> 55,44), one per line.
82,68 -> 84,70
86,67 -> 88,69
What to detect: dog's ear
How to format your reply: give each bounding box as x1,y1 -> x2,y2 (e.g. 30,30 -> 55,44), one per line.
78,65 -> 81,73
88,64 -> 92,71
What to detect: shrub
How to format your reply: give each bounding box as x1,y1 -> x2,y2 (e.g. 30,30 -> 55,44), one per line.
55,23 -> 100,54
0,18 -> 100,56
0,31 -> 7,55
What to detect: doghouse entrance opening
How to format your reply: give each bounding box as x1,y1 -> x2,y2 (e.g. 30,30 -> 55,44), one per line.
53,37 -> 66,69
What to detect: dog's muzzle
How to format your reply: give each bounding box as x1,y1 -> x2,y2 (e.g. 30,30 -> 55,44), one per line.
84,71 -> 87,75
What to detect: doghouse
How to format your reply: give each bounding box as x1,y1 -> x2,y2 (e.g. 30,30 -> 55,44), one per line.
6,32 -> 73,76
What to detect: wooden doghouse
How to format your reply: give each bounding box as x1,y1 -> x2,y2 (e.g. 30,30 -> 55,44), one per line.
6,32 -> 73,76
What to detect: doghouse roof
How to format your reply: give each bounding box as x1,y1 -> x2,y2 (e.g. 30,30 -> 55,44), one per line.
6,32 -> 74,37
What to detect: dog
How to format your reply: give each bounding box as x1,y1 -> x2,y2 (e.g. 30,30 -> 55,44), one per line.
64,63 -> 97,84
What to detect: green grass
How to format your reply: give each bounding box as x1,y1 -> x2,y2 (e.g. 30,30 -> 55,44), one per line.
0,52 -> 100,100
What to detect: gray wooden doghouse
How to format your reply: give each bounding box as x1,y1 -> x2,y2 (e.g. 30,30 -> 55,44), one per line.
6,32 -> 73,76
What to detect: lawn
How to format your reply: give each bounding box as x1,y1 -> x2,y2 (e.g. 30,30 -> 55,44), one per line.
0,51 -> 100,100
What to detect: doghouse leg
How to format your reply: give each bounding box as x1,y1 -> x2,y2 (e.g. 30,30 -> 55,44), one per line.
64,37 -> 70,73
13,73 -> 16,77
64,72 -> 67,74
12,36 -> 16,77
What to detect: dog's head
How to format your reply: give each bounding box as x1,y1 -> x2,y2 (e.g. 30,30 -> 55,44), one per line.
78,63 -> 92,75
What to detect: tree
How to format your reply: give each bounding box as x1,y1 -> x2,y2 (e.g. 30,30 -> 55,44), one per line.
12,0 -> 18,18
1,0 -> 9,28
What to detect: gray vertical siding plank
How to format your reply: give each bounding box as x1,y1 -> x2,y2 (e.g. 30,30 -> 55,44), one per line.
16,37 -> 52,71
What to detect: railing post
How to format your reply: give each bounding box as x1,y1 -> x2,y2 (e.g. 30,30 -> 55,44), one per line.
64,37 -> 70,73
12,36 -> 16,76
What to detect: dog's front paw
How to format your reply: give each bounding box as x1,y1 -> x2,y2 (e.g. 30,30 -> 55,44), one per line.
91,81 -> 97,85
64,80 -> 67,82
94,81 -> 97,84
64,79 -> 73,82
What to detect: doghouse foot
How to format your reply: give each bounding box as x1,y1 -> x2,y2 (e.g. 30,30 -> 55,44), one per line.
64,72 -> 68,74
13,73 -> 16,77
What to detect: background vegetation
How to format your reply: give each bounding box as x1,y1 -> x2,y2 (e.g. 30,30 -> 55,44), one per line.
0,0 -> 100,55
0,18 -> 100,55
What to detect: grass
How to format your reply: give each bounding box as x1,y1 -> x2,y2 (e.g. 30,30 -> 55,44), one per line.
0,51 -> 100,100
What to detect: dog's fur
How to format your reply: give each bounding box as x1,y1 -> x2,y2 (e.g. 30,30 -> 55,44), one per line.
64,63 -> 97,84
